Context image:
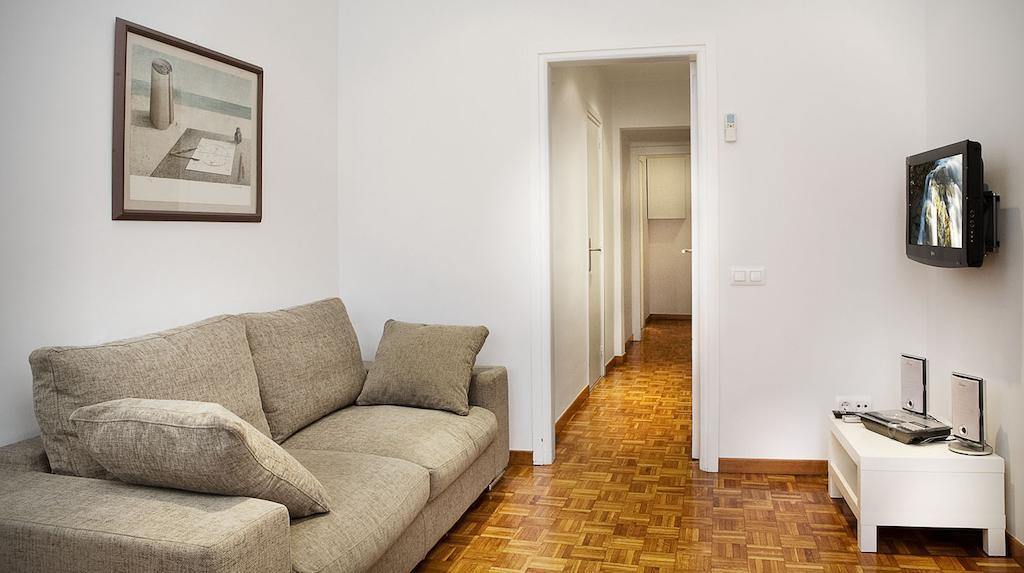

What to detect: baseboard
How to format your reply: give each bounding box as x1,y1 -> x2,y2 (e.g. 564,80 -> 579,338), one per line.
719,458 -> 827,475
509,450 -> 533,466
648,313 -> 692,321
510,381 -> 591,467
555,385 -> 590,437
605,354 -> 624,370
1009,531 -> 1024,566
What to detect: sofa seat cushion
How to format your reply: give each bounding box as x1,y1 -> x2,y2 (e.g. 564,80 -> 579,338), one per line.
30,315 -> 271,478
283,405 -> 497,500
286,450 -> 429,573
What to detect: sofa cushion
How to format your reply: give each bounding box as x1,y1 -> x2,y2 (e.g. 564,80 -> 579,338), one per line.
356,320 -> 488,415
70,399 -> 331,518
283,405 -> 497,500
30,315 -> 271,478
286,450 -> 429,573
0,469 -> 291,573
0,436 -> 50,473
243,298 -> 367,442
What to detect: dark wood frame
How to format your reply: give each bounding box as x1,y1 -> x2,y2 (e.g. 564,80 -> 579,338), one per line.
112,18 -> 263,222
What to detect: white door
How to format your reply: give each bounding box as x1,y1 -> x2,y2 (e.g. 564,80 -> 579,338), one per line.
586,117 -> 604,387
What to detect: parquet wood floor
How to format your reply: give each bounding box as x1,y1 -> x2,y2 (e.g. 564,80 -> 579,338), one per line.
418,320 -> 1022,573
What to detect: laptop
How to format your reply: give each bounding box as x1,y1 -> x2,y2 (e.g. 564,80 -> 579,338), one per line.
860,355 -> 951,445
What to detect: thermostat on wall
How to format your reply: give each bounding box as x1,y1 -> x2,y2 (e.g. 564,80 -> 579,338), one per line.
725,113 -> 737,142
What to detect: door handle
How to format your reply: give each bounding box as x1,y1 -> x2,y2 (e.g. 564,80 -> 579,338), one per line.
680,249 -> 693,254
588,248 -> 602,271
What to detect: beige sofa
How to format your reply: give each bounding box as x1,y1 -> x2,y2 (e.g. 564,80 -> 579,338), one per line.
0,299 -> 510,573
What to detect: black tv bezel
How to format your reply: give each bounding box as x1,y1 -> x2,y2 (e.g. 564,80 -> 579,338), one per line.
905,140 -> 984,268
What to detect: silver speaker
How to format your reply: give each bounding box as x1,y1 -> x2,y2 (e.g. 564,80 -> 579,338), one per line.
949,372 -> 992,456
900,354 -> 927,415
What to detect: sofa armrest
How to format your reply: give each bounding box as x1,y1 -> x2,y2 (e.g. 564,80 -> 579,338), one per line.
469,366 -> 510,471
0,436 -> 50,473
0,470 -> 291,573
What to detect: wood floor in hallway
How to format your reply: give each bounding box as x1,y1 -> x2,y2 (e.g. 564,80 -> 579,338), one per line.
418,320 -> 1022,572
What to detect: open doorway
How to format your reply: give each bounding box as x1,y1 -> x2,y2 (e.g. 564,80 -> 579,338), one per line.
622,128 -> 692,339
542,50 -> 719,470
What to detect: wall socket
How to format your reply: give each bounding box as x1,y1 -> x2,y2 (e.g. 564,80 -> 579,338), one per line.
835,395 -> 873,413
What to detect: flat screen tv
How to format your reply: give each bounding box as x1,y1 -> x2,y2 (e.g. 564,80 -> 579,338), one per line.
906,140 -> 994,268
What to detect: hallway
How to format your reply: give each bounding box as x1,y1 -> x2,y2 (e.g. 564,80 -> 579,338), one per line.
419,320 -> 1021,572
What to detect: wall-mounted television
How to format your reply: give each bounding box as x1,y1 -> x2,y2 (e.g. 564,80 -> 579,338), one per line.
906,140 -> 998,268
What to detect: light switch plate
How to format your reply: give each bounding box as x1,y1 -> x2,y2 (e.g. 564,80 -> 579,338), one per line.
731,266 -> 766,286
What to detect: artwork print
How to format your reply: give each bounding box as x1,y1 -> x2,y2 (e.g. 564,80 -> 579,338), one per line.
113,19 -> 262,221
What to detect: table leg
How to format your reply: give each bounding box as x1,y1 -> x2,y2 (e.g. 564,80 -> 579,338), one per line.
983,528 -> 1006,556
827,467 -> 840,498
858,521 -> 877,552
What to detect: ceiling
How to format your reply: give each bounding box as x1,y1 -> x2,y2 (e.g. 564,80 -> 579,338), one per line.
597,59 -> 690,83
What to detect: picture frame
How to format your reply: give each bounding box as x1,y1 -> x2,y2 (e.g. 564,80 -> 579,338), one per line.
113,18 -> 263,222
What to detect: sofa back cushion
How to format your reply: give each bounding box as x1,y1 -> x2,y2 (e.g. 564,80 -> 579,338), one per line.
31,315 -> 271,477
242,298 -> 366,442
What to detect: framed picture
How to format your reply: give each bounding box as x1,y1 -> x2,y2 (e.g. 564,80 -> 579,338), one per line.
113,18 -> 262,222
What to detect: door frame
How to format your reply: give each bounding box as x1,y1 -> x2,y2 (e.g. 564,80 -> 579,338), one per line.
533,44 -> 721,471
585,110 -> 606,390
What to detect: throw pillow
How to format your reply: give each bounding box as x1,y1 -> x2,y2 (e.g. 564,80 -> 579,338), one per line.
356,320 -> 488,415
70,398 -> 331,517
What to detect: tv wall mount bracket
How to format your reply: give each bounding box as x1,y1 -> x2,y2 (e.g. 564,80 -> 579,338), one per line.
983,184 -> 1000,254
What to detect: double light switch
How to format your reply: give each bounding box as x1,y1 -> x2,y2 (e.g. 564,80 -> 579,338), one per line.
731,267 -> 765,286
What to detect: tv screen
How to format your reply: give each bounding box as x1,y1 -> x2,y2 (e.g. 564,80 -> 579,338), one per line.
908,154 -> 963,249
906,140 -> 987,267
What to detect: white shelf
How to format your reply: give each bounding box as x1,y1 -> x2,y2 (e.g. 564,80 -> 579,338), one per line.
830,417 -> 1004,473
828,460 -> 859,516
827,416 -> 1006,556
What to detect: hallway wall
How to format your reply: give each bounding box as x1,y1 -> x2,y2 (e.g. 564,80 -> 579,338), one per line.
548,65 -> 614,421
611,77 -> 690,348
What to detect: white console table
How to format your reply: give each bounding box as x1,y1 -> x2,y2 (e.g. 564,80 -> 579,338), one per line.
828,417 -> 1005,555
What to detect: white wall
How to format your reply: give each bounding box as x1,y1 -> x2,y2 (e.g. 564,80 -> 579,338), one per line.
548,65 -> 614,420
336,0 -> 930,455
921,0 -> 1024,538
713,4 -> 928,459
0,0 -> 340,445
